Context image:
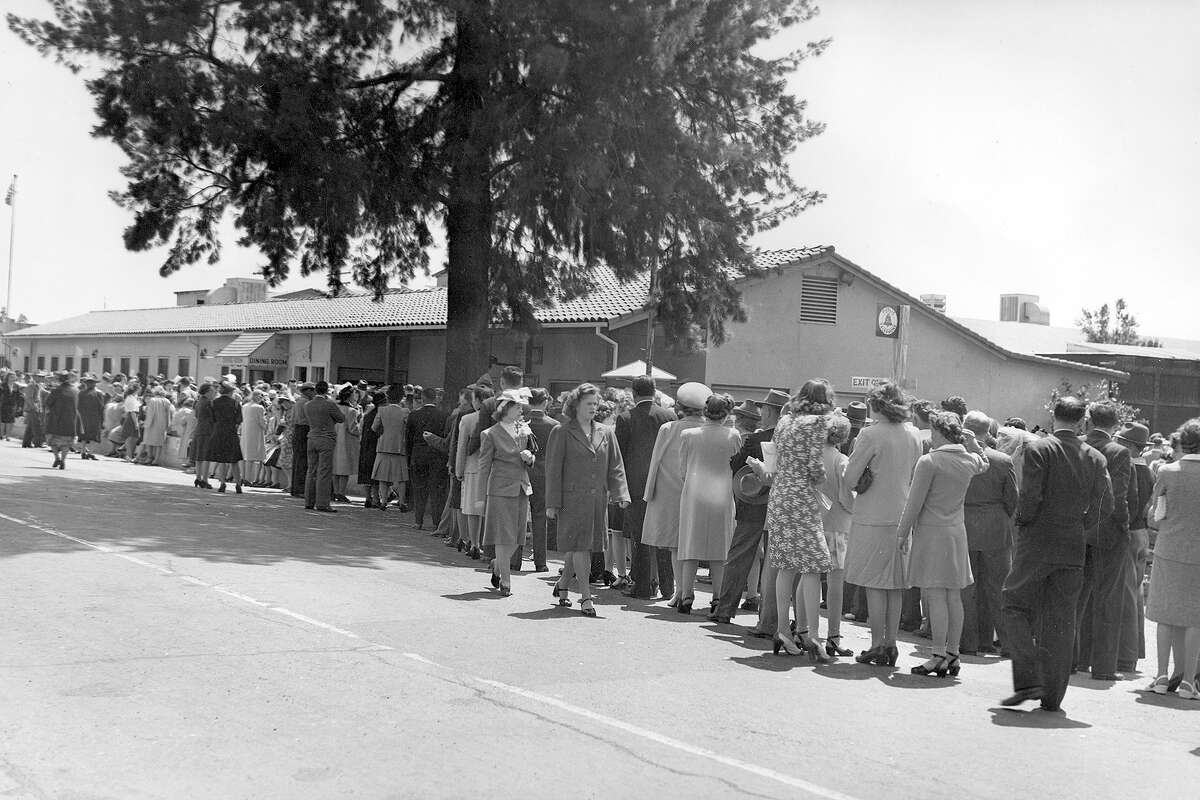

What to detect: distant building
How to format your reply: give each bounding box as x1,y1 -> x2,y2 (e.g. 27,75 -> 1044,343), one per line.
175,277 -> 268,307
920,294 -> 947,314
956,306 -> 1200,433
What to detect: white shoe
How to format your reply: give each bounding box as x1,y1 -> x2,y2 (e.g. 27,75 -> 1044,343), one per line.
1149,675 -> 1170,695
1178,680 -> 1200,700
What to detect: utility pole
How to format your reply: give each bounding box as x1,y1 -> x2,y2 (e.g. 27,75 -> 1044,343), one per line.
2,175 -> 16,370
644,255 -> 658,376
894,304 -> 911,390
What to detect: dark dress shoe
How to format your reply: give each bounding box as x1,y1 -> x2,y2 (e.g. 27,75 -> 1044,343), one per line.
1091,672 -> 1124,681
1000,687 -> 1044,707
708,614 -> 732,624
534,566 -> 549,573
1037,703 -> 1064,713
315,507 -> 337,513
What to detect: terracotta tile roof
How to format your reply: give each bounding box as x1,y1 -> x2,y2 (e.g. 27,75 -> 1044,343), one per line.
17,248 -> 834,338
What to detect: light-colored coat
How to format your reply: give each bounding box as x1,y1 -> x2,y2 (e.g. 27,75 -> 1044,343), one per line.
677,420 -> 741,561
545,419 -> 630,552
240,402 -> 268,461
372,404 -> 408,454
840,420 -> 924,526
141,395 -> 174,447
641,416 -> 704,548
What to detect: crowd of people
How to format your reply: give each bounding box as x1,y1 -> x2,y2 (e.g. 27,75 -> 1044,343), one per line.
4,362 -> 1200,712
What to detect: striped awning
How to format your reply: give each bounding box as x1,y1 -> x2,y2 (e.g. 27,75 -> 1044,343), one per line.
214,331 -> 277,360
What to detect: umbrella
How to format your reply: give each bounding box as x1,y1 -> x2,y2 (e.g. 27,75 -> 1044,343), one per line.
601,360 -> 677,381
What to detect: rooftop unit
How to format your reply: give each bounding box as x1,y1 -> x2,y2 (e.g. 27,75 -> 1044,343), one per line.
1000,293 -> 1050,326
175,277 -> 269,307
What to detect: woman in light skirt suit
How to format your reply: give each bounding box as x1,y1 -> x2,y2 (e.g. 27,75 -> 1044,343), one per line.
677,394 -> 741,615
333,385 -> 362,502
1146,418 -> 1200,699
841,382 -> 924,667
478,397 -> 537,596
897,411 -> 988,678
545,383 -> 630,617
456,385 -> 492,560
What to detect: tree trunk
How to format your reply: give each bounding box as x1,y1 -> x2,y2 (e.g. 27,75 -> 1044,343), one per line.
442,9 -> 492,401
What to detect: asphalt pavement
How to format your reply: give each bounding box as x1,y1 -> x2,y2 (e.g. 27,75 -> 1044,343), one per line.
1,440 -> 1198,799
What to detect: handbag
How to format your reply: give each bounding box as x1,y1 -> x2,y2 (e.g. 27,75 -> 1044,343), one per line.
854,465 -> 874,494
264,446 -> 281,468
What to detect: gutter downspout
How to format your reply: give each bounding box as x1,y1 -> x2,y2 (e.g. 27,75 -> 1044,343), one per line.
594,327 -> 619,372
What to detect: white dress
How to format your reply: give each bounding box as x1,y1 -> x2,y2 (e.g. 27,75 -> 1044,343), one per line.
240,402 -> 268,462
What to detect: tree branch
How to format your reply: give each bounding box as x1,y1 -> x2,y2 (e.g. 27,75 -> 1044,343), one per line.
350,70 -> 449,90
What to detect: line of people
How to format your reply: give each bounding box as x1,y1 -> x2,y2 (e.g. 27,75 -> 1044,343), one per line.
9,363 -> 1200,711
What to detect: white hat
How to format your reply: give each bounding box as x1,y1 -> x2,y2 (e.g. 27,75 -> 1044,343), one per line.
675,381 -> 713,410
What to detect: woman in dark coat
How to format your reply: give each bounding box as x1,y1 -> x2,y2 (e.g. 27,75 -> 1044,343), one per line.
545,383 -> 630,617
0,371 -> 21,440
191,383 -> 216,488
208,382 -> 244,493
358,392 -> 385,507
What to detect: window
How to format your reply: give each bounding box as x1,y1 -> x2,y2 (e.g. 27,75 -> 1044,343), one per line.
50,356 -> 59,371
221,366 -> 243,382
22,356 -> 29,372
102,357 -> 113,375
80,357 -> 90,374
65,356 -> 74,370
119,357 -> 131,377
798,275 -> 839,325
157,358 -> 169,378
137,358 -> 150,379
294,365 -> 307,381
36,356 -> 45,370
310,366 -> 326,382
178,357 -> 190,378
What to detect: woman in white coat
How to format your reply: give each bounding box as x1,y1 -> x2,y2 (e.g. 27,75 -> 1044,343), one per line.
240,390 -> 269,486
642,382 -> 712,608
676,394 -> 741,615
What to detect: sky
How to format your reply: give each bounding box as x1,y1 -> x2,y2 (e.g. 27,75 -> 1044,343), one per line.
1,0 -> 1198,338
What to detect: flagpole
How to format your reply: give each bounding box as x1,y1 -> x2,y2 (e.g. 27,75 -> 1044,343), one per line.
2,175 -> 14,370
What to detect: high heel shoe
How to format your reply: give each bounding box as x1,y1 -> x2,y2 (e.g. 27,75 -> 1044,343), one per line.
1150,675 -> 1171,695
490,560 -> 501,589
773,634 -> 804,656
667,595 -> 680,608
911,654 -> 949,677
798,634 -> 834,663
552,584 -> 572,607
825,635 -> 854,657
677,596 -> 694,615
456,539 -> 465,553
217,482 -> 227,493
498,585 -> 512,597
580,598 -> 597,617
855,645 -> 883,665
885,644 -> 899,667
235,482 -> 243,494
946,653 -> 961,677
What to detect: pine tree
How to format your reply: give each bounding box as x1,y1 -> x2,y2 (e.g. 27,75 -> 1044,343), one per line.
10,0 -> 829,393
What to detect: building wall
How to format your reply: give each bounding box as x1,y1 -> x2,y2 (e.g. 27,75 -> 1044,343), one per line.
11,333 -> 237,380
705,257 -> 1119,426
607,320 -> 707,388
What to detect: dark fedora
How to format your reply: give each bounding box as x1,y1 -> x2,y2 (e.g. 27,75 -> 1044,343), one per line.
733,465 -> 770,505
1116,422 -> 1150,450
757,389 -> 790,409
844,401 -> 869,428
732,399 -> 761,421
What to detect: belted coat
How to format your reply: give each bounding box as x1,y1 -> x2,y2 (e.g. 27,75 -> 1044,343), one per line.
545,418 -> 630,552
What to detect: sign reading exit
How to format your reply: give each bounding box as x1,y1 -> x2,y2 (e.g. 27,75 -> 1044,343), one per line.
850,376 -> 890,392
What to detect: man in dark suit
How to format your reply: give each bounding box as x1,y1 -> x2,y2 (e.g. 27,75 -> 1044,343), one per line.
406,386 -> 449,530
710,388 -> 788,626
526,389 -> 559,573
616,376 -> 676,599
1076,401 -> 1137,681
1001,396 -> 1112,712
960,411 -> 1019,654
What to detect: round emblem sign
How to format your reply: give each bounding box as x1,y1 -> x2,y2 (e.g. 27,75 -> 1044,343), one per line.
877,306 -> 898,337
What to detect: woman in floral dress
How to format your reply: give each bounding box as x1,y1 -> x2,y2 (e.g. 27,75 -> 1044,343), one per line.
760,379 -> 836,661
276,397 -> 295,493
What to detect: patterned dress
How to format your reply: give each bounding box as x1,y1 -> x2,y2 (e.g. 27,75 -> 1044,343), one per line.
766,413 -> 831,573
277,408 -> 295,472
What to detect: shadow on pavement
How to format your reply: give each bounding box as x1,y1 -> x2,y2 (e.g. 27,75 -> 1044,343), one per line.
0,469 -> 561,574
987,707 -> 1092,729
441,590 -> 506,602
1133,691 -> 1200,711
